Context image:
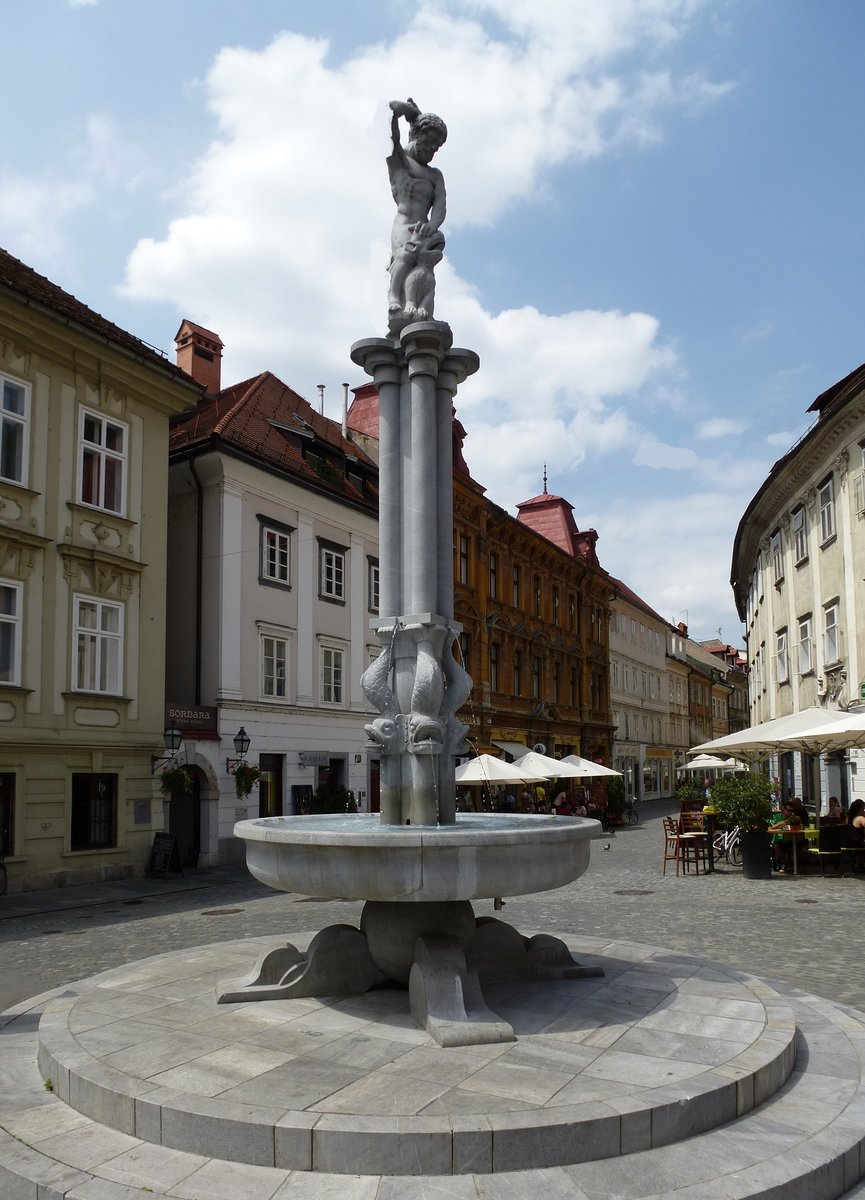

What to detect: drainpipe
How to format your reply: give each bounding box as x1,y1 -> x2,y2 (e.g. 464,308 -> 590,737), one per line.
188,458 -> 204,705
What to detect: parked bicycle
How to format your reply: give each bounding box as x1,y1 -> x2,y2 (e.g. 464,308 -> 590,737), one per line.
712,824 -> 742,867
624,802 -> 638,826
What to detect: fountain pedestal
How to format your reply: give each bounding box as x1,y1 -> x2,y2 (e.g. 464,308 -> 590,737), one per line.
217,813 -> 603,1045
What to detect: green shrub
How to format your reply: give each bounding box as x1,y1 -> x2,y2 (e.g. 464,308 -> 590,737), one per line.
710,771 -> 773,832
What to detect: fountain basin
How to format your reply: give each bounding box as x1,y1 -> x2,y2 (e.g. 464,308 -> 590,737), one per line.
233,812 -> 600,903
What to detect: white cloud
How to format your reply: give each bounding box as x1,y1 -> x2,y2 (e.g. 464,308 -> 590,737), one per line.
695,417 -> 747,439
121,2 -> 727,492
69,0 -> 98,6
596,490 -> 745,637
633,438 -> 700,471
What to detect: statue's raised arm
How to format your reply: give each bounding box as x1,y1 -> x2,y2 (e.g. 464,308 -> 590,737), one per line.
386,98 -> 447,333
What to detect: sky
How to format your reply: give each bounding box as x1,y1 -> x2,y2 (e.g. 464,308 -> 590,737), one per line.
4,1 -> 865,646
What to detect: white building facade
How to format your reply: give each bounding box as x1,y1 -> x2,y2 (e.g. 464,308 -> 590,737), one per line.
731,361 -> 865,811
166,326 -> 381,865
609,578 -> 674,803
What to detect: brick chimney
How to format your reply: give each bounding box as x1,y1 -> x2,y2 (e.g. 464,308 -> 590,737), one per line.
174,320 -> 223,394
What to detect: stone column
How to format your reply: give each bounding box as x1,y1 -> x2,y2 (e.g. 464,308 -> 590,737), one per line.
351,325 -> 478,827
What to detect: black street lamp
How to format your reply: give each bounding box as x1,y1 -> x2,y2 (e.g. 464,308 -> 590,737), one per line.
151,725 -> 184,773
227,727 -> 251,772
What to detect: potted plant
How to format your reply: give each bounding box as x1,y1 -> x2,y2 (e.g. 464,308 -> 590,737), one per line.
233,761 -> 262,800
676,778 -> 706,812
710,771 -> 773,879
160,763 -> 193,794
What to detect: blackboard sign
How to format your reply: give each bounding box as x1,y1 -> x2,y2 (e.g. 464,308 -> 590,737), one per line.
291,784 -> 313,815
148,831 -> 183,876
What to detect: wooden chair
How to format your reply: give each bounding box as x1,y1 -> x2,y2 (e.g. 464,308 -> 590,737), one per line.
662,817 -> 683,876
678,812 -> 710,874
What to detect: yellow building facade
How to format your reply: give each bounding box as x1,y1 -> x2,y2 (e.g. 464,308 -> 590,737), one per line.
0,250 -> 200,891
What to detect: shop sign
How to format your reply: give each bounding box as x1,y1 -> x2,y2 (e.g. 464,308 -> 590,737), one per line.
165,704 -> 217,731
300,751 -> 330,767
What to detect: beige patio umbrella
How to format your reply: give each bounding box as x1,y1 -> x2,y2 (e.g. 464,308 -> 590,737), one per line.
511,750 -> 598,779
772,709 -> 865,755
455,754 -> 549,785
680,754 -> 745,772
559,753 -> 622,778
690,706 -> 842,761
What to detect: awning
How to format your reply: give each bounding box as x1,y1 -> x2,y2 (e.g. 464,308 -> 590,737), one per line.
492,740 -> 529,761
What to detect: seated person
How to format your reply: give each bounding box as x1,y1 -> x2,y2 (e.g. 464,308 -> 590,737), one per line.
787,796 -> 809,827
848,798 -> 865,844
554,792 -> 574,816
823,796 -> 844,822
770,804 -> 793,872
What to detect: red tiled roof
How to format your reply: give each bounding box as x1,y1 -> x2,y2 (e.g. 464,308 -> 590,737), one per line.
515,491 -> 600,565
515,492 -> 579,556
609,576 -> 668,625
170,372 -> 378,512
346,385 -> 380,439
0,246 -> 198,389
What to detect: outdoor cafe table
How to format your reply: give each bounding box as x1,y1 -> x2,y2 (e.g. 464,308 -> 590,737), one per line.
773,825 -> 819,875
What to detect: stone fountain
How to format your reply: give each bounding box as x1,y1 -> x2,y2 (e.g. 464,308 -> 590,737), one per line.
219,98 -> 601,1046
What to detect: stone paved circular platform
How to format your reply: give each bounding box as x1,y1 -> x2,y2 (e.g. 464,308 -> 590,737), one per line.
34,933 -> 798,1176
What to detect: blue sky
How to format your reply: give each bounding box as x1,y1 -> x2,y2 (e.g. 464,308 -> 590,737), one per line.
4,0 -> 864,644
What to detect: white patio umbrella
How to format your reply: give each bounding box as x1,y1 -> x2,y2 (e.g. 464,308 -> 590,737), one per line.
455,754 -> 548,785
560,754 -> 622,778
772,710 -> 865,755
690,706 -> 843,761
680,754 -> 745,772
511,750 -> 594,779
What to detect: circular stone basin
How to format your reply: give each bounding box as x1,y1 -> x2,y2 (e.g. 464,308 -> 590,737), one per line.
234,812 -> 600,903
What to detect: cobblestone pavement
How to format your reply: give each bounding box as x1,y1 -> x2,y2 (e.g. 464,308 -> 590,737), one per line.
1,800 -> 863,1014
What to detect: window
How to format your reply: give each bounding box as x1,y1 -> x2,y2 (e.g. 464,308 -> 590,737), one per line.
819,477 -> 835,543
568,595 -> 575,631
775,630 -> 788,684
552,660 -> 560,703
489,552 -> 498,599
73,596 -> 123,694
512,565 -> 521,608
368,558 -> 379,613
533,575 -> 541,618
770,529 -> 783,585
489,643 -> 499,690
79,409 -> 126,514
0,580 -> 22,685
0,372 -> 29,485
798,615 -> 812,675
71,773 -> 117,851
319,541 -> 346,602
259,520 -> 292,587
532,656 -> 542,699
569,666 -> 577,706
321,644 -> 345,704
513,650 -> 522,696
792,506 -> 807,564
854,442 -> 865,514
0,773 -> 14,856
458,632 -> 470,674
552,586 -> 560,626
824,601 -> 840,665
261,635 -> 288,699
458,535 -> 469,585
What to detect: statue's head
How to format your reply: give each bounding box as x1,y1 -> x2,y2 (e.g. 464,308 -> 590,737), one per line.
409,112 -> 447,164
